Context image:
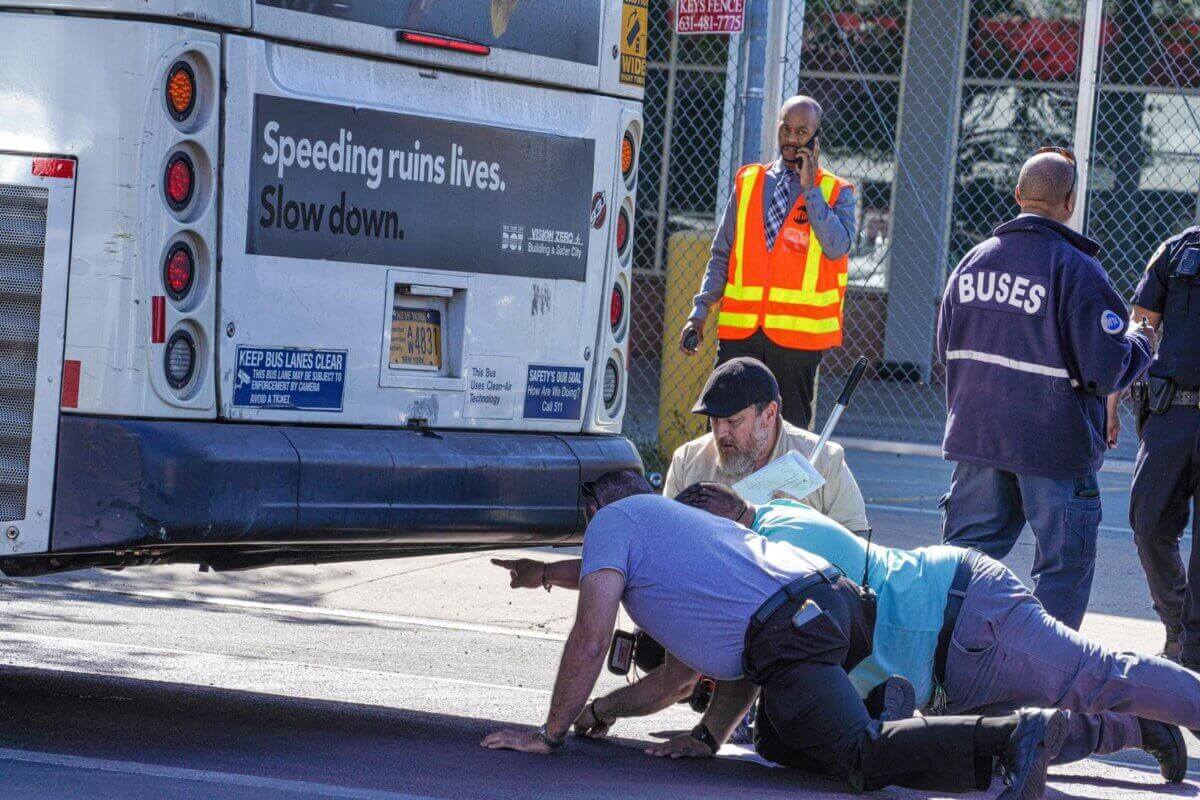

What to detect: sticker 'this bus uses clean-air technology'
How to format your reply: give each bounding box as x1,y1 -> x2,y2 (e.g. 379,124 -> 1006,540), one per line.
233,346 -> 347,412
246,95 -> 594,282
523,364 -> 585,421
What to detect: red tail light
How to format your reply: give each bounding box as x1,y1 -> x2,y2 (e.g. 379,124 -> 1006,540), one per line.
397,30 -> 490,56
616,208 -> 630,256
610,284 -> 625,332
166,62 -> 196,121
165,153 -> 194,210
164,243 -> 194,300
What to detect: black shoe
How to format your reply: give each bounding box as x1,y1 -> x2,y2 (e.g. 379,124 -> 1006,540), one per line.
1160,626 -> 1183,662
877,675 -> 916,722
1138,718 -> 1187,783
997,709 -> 1068,800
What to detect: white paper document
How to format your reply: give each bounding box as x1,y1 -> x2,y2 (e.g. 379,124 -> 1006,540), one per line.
732,451 -> 826,505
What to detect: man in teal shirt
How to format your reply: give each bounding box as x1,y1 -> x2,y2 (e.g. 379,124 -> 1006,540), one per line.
675,482 -> 1189,781
754,497 -> 961,708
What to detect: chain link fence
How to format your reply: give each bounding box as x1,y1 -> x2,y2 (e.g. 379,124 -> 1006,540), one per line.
627,0 -> 1200,474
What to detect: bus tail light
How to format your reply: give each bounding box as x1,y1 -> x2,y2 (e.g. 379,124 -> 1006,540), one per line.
165,153 -> 194,210
610,284 -> 624,333
164,330 -> 196,389
603,359 -> 621,411
166,62 -> 196,122
164,243 -> 194,300
397,30 -> 490,56
616,208 -> 630,257
621,130 -> 637,186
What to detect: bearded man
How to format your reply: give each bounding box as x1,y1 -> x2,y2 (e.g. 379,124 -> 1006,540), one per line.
662,357 -> 869,533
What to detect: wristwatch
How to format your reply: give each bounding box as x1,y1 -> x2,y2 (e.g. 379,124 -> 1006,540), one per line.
689,723 -> 718,754
535,724 -> 566,751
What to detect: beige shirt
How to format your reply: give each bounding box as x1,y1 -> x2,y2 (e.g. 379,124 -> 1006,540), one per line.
662,420 -> 871,532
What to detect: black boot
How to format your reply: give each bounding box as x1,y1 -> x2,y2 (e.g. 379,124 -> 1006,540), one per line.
997,709 -> 1068,800
864,675 -> 916,722
1161,626 -> 1183,662
1138,718 -> 1187,783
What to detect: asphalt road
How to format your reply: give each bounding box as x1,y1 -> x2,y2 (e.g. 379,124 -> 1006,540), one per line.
0,449 -> 1195,799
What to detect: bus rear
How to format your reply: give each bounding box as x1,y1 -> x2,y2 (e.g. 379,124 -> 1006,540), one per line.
0,0 -> 647,575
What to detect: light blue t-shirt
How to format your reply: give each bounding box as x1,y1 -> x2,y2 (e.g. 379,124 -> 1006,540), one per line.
754,500 -> 964,706
580,494 -> 835,680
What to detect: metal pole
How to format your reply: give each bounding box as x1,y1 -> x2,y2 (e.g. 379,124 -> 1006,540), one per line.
651,28 -> 681,275
715,32 -> 746,219
1069,0 -> 1106,234
759,0 -> 806,159
740,0 -> 770,165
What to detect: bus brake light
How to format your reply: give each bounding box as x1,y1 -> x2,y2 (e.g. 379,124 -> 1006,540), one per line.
610,284 -> 624,332
616,208 -> 630,255
165,244 -> 194,299
165,153 -> 194,210
397,30 -> 490,56
621,133 -> 636,180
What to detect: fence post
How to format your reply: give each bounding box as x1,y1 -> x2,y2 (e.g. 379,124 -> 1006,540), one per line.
651,28 -> 681,275
739,0 -> 770,165
1069,0 -> 1106,234
759,0 -> 807,160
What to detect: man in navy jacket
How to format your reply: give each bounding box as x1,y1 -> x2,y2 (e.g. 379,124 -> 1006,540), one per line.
937,149 -> 1155,629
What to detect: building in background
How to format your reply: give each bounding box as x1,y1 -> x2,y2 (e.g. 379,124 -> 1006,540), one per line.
628,0 -> 1200,471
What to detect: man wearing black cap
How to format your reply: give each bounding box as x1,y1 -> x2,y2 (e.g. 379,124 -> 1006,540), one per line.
662,357 -> 869,533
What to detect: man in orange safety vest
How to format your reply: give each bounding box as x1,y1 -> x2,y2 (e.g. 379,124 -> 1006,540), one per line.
679,95 -> 857,429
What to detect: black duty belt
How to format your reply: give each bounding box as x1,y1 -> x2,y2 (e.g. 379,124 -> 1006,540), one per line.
1172,389 -> 1200,407
933,549 -> 984,685
748,561 -> 843,634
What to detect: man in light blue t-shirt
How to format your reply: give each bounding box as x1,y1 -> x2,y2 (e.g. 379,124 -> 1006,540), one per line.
675,482 -> 1192,780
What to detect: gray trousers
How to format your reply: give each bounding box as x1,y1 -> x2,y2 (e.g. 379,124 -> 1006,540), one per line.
943,555 -> 1200,762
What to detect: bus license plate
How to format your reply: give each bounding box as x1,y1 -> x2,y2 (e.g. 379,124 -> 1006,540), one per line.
390,307 -> 442,370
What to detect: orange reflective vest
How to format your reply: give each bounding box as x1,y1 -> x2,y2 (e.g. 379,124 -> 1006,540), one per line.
716,164 -> 850,350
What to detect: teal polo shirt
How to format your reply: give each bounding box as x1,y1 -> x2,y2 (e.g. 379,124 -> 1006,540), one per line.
753,500 -> 964,707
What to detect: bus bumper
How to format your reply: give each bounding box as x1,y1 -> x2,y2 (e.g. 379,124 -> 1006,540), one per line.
48,415 -> 641,554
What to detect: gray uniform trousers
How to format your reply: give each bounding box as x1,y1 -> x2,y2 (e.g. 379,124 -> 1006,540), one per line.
942,555 -> 1200,762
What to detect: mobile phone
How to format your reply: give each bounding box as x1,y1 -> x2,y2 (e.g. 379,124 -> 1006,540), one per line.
683,329 -> 700,352
800,128 -> 820,151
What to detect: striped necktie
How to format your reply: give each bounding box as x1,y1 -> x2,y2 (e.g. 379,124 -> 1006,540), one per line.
765,172 -> 793,250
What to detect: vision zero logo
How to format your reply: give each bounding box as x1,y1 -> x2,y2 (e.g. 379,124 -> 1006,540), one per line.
590,191 -> 607,229
501,224 -> 525,252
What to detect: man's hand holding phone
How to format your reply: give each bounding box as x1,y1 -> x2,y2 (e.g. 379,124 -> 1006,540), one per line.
796,132 -> 819,191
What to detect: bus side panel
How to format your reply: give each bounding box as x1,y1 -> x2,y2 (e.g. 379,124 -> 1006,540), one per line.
0,13 -> 220,421
220,36 -> 625,434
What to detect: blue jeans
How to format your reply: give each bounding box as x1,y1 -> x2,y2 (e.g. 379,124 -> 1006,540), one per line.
941,462 -> 1101,630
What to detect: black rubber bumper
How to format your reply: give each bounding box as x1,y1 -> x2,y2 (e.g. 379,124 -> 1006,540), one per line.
49,415 -> 641,553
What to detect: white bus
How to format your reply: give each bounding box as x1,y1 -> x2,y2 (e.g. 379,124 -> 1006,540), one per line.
0,0 -> 646,575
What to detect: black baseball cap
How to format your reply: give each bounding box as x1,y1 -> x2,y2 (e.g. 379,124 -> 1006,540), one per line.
691,357 -> 781,418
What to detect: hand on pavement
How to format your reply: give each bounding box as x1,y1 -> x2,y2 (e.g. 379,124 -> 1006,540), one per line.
644,733 -> 715,759
573,703 -> 612,739
490,558 -> 546,590
480,728 -> 554,754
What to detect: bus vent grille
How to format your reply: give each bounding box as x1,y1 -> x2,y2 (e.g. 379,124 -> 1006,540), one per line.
0,184 -> 47,522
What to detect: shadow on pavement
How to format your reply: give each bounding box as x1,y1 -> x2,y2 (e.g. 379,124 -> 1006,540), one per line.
0,666 -> 868,800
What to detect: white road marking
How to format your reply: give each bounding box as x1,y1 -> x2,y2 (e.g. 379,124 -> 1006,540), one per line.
6,582 -> 568,642
0,747 -> 446,799
0,631 -> 551,696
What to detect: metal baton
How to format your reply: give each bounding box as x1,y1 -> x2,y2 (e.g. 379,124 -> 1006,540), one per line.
808,357 -> 868,475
